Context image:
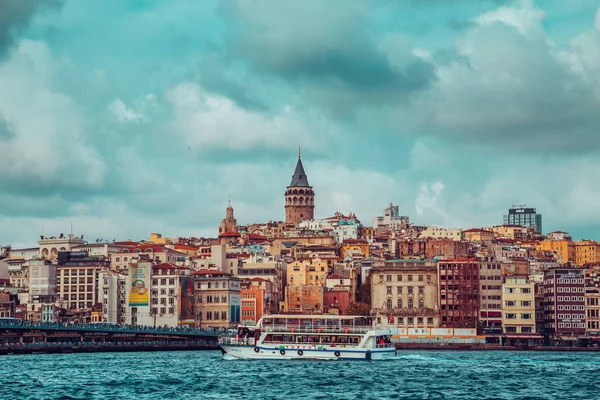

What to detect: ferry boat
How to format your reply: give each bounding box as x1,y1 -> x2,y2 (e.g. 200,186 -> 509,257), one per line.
218,314 -> 396,360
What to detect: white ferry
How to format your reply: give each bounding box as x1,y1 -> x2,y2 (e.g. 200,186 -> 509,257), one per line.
218,314 -> 396,360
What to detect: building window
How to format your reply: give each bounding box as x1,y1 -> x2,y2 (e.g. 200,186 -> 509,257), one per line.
408,287 -> 413,294
408,275 -> 413,282
221,311 -> 227,320
397,275 -> 403,282
418,275 -> 424,282
386,286 -> 392,295
408,300 -> 413,309
418,287 -> 424,295
386,299 -> 392,309
418,299 -> 424,309
386,275 -> 392,282
521,314 -> 532,320
520,288 -> 531,294
397,287 -> 402,294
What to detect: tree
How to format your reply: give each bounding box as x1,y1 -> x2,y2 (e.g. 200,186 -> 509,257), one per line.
347,302 -> 371,316
356,271 -> 372,306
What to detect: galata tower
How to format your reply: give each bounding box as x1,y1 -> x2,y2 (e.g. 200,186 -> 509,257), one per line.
284,148 -> 315,224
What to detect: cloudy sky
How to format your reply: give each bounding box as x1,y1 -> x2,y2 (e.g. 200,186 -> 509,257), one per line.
1,0 -> 600,247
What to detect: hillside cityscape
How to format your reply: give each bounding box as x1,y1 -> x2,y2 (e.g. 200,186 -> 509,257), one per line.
0,152 -> 598,348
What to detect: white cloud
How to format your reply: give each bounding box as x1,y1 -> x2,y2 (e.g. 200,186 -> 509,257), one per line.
166,82 -> 321,151
0,40 -> 105,187
108,98 -> 146,122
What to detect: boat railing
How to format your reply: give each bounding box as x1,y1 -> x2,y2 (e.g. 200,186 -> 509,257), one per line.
262,340 -> 360,347
262,325 -> 371,334
218,336 -> 256,346
375,343 -> 395,348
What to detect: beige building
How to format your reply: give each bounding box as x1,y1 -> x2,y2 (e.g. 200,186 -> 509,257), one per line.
193,271 -> 241,328
57,261 -> 109,310
585,269 -> 600,335
502,277 -> 536,334
479,260 -> 503,333
491,225 -> 528,241
371,259 -> 439,329
110,246 -> 186,272
420,226 -> 463,241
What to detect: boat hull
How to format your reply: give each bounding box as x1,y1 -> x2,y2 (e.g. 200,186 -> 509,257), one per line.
220,345 -> 396,360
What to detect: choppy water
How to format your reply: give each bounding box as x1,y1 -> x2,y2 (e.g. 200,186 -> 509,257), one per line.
1,350 -> 599,399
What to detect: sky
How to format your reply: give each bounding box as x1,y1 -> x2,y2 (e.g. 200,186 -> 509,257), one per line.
1,0 -> 600,248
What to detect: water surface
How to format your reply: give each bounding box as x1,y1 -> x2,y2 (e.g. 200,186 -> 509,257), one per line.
1,351 -> 599,399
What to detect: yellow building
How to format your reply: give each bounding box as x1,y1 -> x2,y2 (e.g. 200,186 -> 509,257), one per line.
149,233 -> 169,245
491,225 -> 527,241
463,228 -> 494,242
574,240 -> 600,266
536,239 -> 575,264
339,241 -> 370,258
502,277 -> 536,334
286,259 -> 327,286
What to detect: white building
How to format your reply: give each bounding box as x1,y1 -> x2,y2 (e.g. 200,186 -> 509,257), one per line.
39,234 -> 86,261
29,259 -> 57,303
99,271 -> 127,324
334,220 -> 360,243
372,203 -> 410,231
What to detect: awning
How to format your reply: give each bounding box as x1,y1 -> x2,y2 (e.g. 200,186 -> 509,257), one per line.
559,336 -> 578,341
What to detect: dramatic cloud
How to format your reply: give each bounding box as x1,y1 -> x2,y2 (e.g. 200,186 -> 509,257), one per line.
0,0 -> 61,58
408,2 -> 600,151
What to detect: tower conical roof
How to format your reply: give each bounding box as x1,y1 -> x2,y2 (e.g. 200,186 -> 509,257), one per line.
289,156 -> 310,187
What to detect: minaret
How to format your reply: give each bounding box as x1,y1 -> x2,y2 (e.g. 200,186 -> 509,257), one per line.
284,148 -> 315,224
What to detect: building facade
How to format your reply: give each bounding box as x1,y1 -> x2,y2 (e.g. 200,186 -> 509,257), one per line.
371,259 -> 440,329
503,206 -> 542,234
194,271 -> 241,328
57,252 -> 109,311
438,259 -> 480,328
502,277 -> 536,334
479,260 -> 503,334
543,268 -> 586,338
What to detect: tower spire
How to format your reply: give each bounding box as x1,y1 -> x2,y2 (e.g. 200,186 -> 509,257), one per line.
298,146 -> 301,158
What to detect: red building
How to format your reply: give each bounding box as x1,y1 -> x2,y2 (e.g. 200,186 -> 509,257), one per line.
543,268 -> 586,339
323,290 -> 351,315
438,259 -> 480,328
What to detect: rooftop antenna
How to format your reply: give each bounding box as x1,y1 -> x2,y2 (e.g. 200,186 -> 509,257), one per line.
70,220 -> 73,236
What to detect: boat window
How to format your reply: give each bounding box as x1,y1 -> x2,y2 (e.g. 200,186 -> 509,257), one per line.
308,335 -> 319,343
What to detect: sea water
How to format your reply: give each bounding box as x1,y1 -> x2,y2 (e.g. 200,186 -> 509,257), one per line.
1,351 -> 599,399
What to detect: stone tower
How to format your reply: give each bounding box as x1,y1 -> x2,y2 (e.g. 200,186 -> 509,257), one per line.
219,199 -> 238,234
285,148 -> 315,224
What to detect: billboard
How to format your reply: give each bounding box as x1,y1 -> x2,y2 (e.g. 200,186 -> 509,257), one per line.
229,293 -> 240,323
128,262 -> 150,306
178,276 -> 195,325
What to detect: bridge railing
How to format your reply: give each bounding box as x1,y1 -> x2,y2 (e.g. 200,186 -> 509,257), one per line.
0,321 -> 221,337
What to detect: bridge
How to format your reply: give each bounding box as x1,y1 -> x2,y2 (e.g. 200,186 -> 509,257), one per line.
0,321 -> 223,355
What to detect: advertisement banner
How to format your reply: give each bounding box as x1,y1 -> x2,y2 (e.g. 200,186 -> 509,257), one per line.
128,262 -> 150,306
178,276 -> 195,324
